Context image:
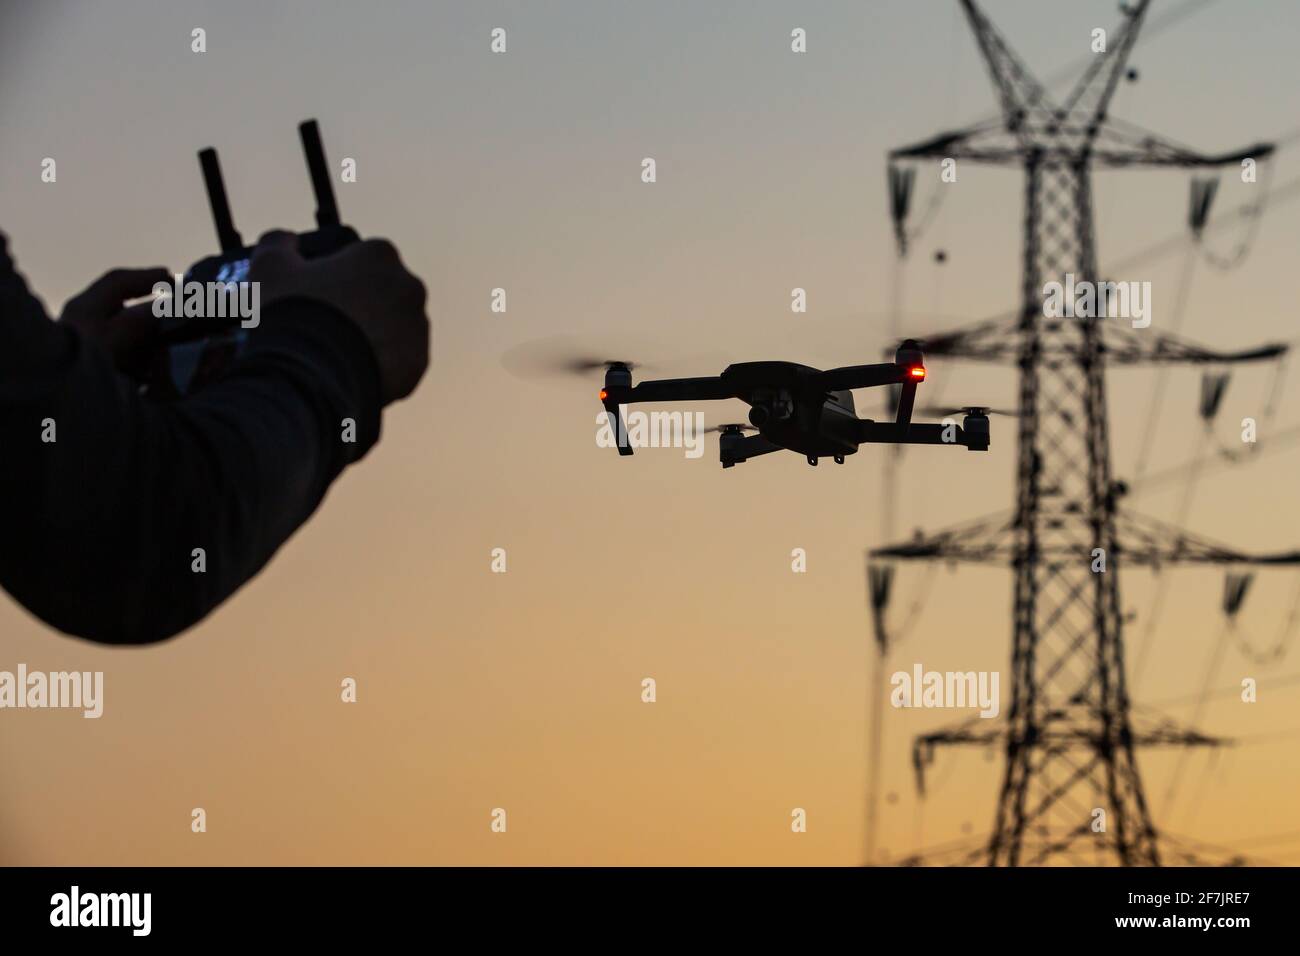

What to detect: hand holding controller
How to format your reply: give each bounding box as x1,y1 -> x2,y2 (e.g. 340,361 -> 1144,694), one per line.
250,231 -> 429,404
150,119 -> 395,398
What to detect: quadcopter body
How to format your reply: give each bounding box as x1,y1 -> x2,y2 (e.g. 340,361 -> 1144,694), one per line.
598,340 -> 990,468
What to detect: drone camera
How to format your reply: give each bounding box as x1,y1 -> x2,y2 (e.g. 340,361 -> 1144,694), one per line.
747,388 -> 792,428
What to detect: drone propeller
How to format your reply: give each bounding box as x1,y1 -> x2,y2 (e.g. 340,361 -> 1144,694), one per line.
918,404 -> 1018,418
557,357 -> 645,375
502,335 -> 733,383
501,337 -> 651,380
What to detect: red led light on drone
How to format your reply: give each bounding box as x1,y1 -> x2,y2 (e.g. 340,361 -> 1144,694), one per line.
599,388 -> 609,401
909,366 -> 926,380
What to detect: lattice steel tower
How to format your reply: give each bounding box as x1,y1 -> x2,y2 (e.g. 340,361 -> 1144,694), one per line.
872,0 -> 1289,865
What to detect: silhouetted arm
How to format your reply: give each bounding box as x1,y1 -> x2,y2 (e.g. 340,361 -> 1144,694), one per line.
0,233 -> 382,644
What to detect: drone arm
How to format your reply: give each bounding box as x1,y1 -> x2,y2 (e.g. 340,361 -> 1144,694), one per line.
812,363 -> 912,392
599,376 -> 733,457
895,378 -> 918,430
858,421 -> 973,449
604,376 -> 734,404
601,396 -> 634,456
720,433 -> 782,468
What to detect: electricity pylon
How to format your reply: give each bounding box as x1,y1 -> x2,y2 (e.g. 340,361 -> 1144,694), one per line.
871,0 -> 1295,866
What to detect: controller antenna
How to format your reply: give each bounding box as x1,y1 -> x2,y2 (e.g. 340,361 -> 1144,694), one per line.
198,147 -> 243,253
299,119 -> 340,229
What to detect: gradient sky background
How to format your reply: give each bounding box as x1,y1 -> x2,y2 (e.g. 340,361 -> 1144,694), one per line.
2,0 -> 1299,865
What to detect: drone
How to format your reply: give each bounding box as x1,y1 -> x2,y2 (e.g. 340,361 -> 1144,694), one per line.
596,339 -> 991,468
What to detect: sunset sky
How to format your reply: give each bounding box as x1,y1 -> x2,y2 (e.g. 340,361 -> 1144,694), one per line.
2,0 -> 1299,865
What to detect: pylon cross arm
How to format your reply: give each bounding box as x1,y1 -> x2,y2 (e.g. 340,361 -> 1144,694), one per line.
1087,123 -> 1274,169
891,310 -> 1285,367
1101,323 -> 1286,366
870,510 -> 1016,564
1115,509 -> 1300,568
869,507 -> 1300,569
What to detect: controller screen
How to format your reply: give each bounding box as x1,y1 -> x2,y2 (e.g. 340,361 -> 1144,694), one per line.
215,258 -> 251,284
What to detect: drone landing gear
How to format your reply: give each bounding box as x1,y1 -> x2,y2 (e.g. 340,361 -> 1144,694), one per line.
834,455 -> 845,465
807,456 -> 818,467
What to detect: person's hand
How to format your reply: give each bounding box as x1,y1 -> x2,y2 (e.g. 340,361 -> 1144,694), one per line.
60,267 -> 170,380
249,231 -> 429,404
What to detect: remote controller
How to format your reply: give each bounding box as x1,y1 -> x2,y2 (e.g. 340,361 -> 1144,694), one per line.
147,119 -> 359,398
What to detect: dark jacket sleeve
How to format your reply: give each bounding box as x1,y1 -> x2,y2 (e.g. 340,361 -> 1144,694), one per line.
0,233 -> 383,644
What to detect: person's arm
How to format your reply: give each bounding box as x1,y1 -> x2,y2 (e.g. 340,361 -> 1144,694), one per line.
0,231 -> 423,644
